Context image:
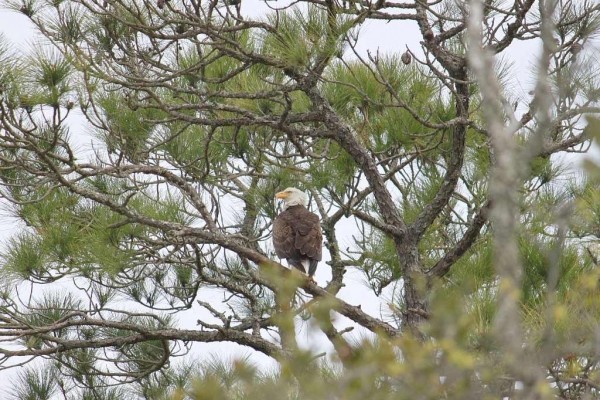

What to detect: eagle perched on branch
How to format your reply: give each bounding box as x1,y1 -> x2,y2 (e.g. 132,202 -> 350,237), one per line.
273,187 -> 323,278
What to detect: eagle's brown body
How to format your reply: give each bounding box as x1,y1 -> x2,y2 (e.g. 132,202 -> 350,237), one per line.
273,204 -> 322,277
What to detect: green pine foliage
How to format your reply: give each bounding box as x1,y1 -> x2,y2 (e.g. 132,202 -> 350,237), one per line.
13,368 -> 57,400
261,7 -> 348,71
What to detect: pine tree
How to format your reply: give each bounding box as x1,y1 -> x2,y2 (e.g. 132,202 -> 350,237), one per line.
0,0 -> 599,398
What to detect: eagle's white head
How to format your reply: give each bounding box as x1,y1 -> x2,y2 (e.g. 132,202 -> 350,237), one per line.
275,187 -> 309,210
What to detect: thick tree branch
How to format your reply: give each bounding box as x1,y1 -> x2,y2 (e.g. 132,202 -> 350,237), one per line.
302,88 -> 407,236
427,201 -> 490,278
0,325 -> 283,360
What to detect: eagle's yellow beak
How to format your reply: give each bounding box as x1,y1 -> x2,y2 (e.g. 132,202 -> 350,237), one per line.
275,191 -> 289,199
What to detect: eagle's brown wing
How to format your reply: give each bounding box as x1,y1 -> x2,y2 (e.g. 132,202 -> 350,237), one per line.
273,205 -> 322,275
273,210 -> 296,261
292,210 -> 322,261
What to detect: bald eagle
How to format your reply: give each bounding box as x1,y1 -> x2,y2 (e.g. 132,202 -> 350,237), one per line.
273,187 -> 322,278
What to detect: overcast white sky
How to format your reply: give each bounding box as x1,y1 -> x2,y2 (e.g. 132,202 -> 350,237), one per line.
0,0 -> 598,396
